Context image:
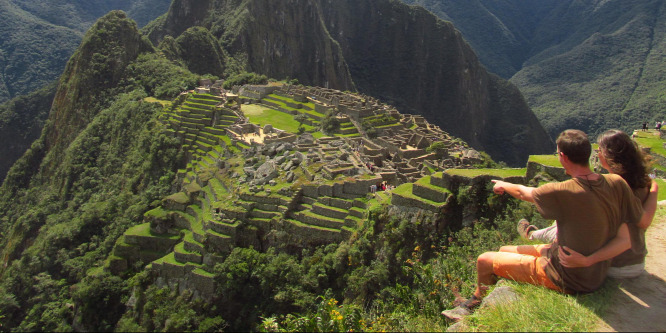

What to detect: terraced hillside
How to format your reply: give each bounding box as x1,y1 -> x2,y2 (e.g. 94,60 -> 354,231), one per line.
104,83 -> 574,298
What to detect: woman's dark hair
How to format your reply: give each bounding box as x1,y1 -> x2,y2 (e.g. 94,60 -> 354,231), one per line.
597,129 -> 651,190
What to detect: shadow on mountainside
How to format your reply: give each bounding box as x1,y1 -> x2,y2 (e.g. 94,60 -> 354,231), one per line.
597,206 -> 666,332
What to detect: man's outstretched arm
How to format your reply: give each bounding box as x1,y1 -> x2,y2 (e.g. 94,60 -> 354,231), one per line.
492,180 -> 536,203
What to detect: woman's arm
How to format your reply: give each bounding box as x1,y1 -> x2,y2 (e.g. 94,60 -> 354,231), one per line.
559,223 -> 631,268
637,180 -> 658,229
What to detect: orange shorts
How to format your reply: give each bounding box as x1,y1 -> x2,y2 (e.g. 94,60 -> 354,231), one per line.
492,244 -> 563,292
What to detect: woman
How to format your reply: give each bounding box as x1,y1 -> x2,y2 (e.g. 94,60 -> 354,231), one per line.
518,129 -> 658,278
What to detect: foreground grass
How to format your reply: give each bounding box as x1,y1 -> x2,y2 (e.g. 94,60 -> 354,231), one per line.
462,280 -> 615,332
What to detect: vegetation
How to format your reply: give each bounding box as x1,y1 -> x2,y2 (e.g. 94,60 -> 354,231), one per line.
223,72 -> 268,89
4,2 -> 666,332
0,0 -> 170,104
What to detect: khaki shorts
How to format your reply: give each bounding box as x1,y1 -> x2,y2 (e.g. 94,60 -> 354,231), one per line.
492,244 -> 563,293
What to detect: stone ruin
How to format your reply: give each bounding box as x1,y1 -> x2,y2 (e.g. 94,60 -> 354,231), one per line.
236,84 -> 484,185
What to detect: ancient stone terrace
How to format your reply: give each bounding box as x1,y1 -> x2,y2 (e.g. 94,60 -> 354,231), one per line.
110,83 -> 497,299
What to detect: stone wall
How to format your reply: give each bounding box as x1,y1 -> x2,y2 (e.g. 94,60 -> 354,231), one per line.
525,161 -> 568,182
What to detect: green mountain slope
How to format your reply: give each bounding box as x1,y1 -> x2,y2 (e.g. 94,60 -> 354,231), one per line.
0,0 -> 83,102
0,0 -> 172,183
513,0 -> 666,138
0,12 -> 196,330
0,0 -> 170,104
401,0 -> 666,141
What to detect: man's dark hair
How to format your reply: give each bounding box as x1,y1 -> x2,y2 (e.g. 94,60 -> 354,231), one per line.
556,129 -> 591,166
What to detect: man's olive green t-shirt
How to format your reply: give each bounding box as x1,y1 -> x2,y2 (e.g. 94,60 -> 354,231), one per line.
533,174 -> 644,293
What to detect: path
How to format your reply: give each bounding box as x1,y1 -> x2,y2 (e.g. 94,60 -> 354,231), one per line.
596,204 -> 666,332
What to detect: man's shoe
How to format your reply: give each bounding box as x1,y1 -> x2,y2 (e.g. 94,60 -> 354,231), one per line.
441,295 -> 481,321
517,219 -> 537,239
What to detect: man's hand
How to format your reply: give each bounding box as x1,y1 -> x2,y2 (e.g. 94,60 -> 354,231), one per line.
492,180 -> 505,195
559,246 -> 591,268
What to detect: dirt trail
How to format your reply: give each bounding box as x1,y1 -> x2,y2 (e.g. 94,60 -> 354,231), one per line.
596,205 -> 666,332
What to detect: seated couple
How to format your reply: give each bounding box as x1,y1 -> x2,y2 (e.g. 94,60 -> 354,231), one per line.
442,129 -> 658,320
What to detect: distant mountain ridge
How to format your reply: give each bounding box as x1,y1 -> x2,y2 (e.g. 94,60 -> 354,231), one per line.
0,0 -> 171,180
402,0 -> 666,139
0,0 -> 171,104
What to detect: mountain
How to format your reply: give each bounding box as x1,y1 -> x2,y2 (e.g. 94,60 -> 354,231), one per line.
0,0 -> 171,182
0,0 -> 171,104
402,0 -> 666,139
0,4 -> 553,329
0,12 -> 196,329
143,0 -> 553,166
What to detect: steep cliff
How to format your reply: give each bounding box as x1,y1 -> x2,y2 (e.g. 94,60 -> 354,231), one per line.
317,0 -> 553,165
146,0 -> 553,165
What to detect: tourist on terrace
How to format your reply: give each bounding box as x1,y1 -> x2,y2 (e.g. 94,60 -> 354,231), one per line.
441,129 -> 643,321
518,129 -> 658,279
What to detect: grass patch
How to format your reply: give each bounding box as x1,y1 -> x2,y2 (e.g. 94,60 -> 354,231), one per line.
445,168 -> 527,178
125,223 -> 180,240
635,133 -> 666,158
463,280 -> 614,332
528,154 -> 561,167
144,97 -> 172,107
241,103 -> 327,138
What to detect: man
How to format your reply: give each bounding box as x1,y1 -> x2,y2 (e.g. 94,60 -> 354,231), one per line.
442,129 -> 644,321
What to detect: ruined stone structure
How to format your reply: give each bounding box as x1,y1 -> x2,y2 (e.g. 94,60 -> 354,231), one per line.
108,83 -> 538,300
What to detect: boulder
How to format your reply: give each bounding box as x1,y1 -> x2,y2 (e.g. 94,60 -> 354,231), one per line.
254,161 -> 278,185
298,133 -> 315,144
264,124 -> 274,134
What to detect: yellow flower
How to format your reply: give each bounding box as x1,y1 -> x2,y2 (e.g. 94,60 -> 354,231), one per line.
337,315 -> 343,321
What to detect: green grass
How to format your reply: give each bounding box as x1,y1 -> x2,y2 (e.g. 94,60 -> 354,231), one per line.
144,207 -> 168,219
265,94 -> 321,117
125,223 -> 180,240
445,168 -> 527,178
414,175 -> 452,193
144,97 -> 172,107
462,280 -> 614,332
635,132 -> 666,158
242,104 -> 325,137
392,183 -> 446,207
528,154 -> 561,167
